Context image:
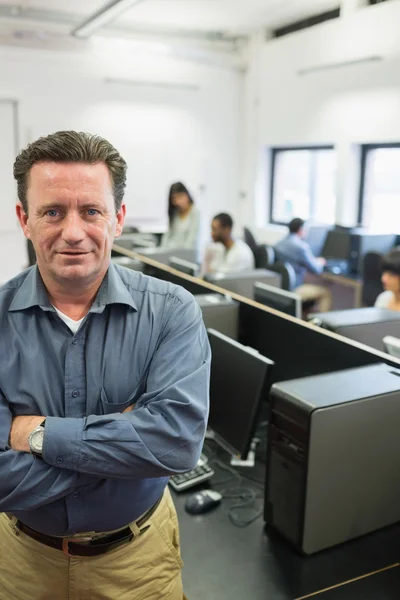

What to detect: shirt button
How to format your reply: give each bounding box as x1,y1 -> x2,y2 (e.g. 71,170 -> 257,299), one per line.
72,390 -> 80,398
56,457 -> 64,465
73,492 -> 79,498
72,338 -> 78,345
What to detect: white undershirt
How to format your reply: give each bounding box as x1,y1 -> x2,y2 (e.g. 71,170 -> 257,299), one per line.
53,306 -> 86,334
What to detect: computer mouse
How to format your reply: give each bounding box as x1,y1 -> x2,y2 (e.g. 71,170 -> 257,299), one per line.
184,490 -> 222,515
332,266 -> 341,274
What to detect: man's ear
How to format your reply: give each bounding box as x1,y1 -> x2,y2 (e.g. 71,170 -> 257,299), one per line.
115,203 -> 127,238
16,202 -> 31,239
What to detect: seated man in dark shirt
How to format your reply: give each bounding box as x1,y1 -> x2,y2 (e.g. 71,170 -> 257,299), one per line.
274,218 -> 332,312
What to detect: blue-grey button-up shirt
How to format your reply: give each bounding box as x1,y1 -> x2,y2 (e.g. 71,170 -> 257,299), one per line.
0,263 -> 210,535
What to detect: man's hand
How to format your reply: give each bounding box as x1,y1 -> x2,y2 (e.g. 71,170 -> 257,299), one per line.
317,257 -> 327,267
10,416 -> 45,453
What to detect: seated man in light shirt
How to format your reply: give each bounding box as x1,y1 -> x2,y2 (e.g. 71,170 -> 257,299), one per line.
274,217 -> 332,312
201,213 -> 255,276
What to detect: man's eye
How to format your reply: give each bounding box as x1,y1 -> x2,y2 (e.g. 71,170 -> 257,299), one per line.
87,209 -> 99,216
46,210 -> 59,217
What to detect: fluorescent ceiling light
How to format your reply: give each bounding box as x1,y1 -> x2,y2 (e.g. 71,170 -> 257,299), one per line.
104,78 -> 199,91
297,55 -> 383,76
72,0 -> 144,39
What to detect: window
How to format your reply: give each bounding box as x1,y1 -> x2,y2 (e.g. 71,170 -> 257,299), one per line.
359,144 -> 400,232
270,147 -> 336,225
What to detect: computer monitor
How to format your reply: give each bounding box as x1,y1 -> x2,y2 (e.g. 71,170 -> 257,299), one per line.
204,269 -> 281,299
138,247 -> 197,265
383,336 -> 400,359
321,230 -> 351,261
254,282 -> 301,319
168,256 -> 199,277
207,328 -> 274,460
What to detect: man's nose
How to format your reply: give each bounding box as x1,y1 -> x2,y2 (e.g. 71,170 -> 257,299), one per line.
61,213 -> 86,245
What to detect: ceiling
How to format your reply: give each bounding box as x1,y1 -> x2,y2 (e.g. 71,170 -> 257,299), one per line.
0,0 -> 340,38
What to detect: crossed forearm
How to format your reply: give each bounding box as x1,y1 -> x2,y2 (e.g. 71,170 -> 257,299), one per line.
9,404 -> 135,454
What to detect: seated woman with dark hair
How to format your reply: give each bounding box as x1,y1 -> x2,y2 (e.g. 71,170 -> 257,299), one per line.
375,247 -> 400,311
161,181 -> 200,250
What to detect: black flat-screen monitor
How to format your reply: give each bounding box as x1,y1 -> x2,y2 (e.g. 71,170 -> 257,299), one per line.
207,328 -> 274,459
168,256 -> 199,277
254,282 -> 301,319
322,230 -> 351,261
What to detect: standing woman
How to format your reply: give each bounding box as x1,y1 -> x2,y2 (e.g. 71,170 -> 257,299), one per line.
161,182 -> 200,250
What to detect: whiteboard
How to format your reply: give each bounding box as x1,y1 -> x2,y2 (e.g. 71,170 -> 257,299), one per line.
0,100 -> 18,232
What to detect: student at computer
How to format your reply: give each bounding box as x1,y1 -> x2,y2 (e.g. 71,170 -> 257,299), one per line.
201,213 -> 255,276
274,218 -> 332,312
375,248 -> 400,311
161,181 -> 200,250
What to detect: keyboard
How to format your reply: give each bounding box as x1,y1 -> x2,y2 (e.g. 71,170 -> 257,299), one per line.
169,460 -> 214,492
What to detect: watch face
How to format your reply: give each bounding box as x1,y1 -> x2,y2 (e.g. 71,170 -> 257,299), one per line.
31,428 -> 45,453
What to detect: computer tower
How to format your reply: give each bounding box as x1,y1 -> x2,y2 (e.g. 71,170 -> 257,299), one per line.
194,294 -> 239,340
348,232 -> 396,274
265,364 -> 400,555
309,307 -> 400,352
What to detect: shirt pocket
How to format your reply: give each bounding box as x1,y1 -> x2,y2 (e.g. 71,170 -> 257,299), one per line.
100,387 -> 138,415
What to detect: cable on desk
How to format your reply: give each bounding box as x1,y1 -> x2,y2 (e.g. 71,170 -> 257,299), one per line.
209,459 -> 265,527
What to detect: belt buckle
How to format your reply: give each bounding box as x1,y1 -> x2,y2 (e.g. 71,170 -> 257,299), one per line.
62,536 -> 93,557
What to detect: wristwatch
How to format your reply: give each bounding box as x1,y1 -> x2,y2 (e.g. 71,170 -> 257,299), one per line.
28,420 -> 46,458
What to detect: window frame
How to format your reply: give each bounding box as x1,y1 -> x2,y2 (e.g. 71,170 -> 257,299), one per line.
358,142 -> 400,226
269,145 -> 335,226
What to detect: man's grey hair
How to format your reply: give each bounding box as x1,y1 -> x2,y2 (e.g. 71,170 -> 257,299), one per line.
13,130 -> 127,214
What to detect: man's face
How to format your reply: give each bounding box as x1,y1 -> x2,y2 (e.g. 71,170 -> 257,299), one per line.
16,161 -> 126,288
211,218 -> 225,243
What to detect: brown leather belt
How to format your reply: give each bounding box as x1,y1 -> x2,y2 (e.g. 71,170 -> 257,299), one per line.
13,496 -> 162,558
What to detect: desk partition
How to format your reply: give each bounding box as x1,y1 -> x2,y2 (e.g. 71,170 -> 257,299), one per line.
113,243 -> 400,384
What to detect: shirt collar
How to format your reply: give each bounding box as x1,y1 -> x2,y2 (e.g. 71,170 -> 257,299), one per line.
9,262 -> 137,313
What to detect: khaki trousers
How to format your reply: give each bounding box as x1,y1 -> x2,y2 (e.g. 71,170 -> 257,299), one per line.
295,283 -> 333,313
0,487 -> 186,600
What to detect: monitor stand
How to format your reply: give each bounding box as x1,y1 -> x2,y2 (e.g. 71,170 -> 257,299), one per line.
230,438 -> 259,468
204,430 -> 259,468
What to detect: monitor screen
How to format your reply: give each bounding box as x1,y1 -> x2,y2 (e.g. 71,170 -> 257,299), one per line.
254,282 -> 301,319
321,230 -> 351,261
168,257 -> 199,277
207,329 -> 274,459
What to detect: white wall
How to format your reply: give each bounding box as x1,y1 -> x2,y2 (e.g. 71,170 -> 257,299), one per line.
243,0 -> 400,243
0,39 -> 243,282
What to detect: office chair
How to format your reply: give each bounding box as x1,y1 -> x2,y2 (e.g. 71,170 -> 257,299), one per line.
253,245 -> 275,269
362,251 -> 383,307
267,261 -> 296,291
243,227 -> 258,254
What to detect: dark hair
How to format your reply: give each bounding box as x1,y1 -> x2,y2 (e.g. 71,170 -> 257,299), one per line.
168,182 -> 194,224
213,213 -> 233,229
289,218 -> 305,234
13,130 -> 127,214
381,247 -> 400,276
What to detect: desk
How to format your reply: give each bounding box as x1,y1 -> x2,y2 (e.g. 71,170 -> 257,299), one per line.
305,272 -> 362,310
173,447 -> 400,600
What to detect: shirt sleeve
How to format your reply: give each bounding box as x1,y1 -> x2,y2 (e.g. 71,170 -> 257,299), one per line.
0,391 -> 96,512
299,244 -> 324,275
42,293 -> 211,480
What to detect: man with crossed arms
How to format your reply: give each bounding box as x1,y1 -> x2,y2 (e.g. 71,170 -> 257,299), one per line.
0,130 -> 210,599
